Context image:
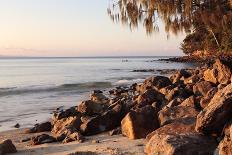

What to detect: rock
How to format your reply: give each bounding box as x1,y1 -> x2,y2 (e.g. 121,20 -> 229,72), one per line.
218,123 -> 232,155
121,105 -> 159,139
164,87 -> 192,102
77,100 -> 105,116
52,106 -> 79,124
170,69 -> 191,84
80,103 -> 123,136
108,127 -> 122,136
184,74 -> 202,84
90,92 -> 109,104
139,76 -> 172,93
218,135 -> 232,155
158,105 -> 199,126
30,134 -> 56,145
180,96 -> 196,107
193,81 -> 214,96
0,139 -> 17,155
52,116 -> 82,138
136,89 -> 166,108
26,122 -> 52,133
203,59 -> 231,85
14,123 -> 20,128
146,117 -> 196,141
62,130 -> 84,143
21,138 -> 31,143
166,98 -> 184,108
203,69 -> 217,84
199,87 -> 218,109
195,84 -> 232,135
145,133 -> 217,155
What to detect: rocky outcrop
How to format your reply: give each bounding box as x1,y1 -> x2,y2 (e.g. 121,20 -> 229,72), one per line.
146,117 -> 196,141
199,87 -> 218,109
77,100 -> 106,116
52,116 -> 82,139
203,59 -> 231,85
0,139 -> 17,155
121,105 -> 159,139
138,76 -> 172,93
158,105 -> 199,126
145,133 -> 217,155
62,127 -> 85,143
80,103 -> 123,135
52,106 -> 79,124
135,89 -> 165,108
195,84 -> 232,135
193,81 -> 214,96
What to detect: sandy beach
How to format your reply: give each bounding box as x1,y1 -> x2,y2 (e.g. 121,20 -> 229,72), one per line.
0,128 -> 145,155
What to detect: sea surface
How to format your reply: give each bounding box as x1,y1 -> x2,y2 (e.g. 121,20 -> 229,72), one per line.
0,57 -> 195,131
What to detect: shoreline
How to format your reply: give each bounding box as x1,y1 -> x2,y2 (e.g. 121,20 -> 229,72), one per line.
1,58 -> 232,155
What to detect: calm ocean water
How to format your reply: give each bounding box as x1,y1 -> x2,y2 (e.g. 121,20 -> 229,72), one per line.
0,57 -> 195,131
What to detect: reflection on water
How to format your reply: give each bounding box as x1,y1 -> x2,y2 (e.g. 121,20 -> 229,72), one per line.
108,0 -> 232,54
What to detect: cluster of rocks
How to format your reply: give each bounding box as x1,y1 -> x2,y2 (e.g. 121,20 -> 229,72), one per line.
16,59 -> 231,155
159,54 -> 232,64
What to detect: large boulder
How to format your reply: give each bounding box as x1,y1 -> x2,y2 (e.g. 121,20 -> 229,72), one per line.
138,76 -> 172,93
145,133 -> 217,155
146,117 -> 196,141
193,81 -> 214,96
80,103 -> 123,135
77,100 -> 106,116
158,105 -> 199,126
195,84 -> 232,135
0,139 -> 17,155
136,89 -> 166,108
52,116 -> 82,138
203,59 -> 231,85
121,105 -> 159,139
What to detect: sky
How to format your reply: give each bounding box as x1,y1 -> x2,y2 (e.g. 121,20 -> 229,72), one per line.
0,0 -> 186,57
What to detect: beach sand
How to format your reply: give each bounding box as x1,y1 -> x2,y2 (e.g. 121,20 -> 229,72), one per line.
0,128 -> 146,155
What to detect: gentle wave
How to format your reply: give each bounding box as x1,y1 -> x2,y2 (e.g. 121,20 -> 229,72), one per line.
0,82 -> 112,97
115,78 -> 144,85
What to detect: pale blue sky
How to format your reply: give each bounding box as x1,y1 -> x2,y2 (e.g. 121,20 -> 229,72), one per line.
0,0 -> 185,56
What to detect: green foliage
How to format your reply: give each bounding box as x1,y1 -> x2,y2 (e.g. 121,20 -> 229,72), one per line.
108,0 -> 232,55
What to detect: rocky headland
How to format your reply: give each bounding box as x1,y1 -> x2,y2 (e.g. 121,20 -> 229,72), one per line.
0,59 -> 232,155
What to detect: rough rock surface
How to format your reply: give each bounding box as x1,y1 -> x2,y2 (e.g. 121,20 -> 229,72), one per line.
138,76 -> 172,93
195,84 -> 232,135
0,139 -> 17,155
193,81 -> 214,96
158,105 -> 199,126
121,105 -> 159,139
80,103 -> 123,136
26,122 -> 52,133
52,116 -> 82,138
203,59 -> 231,85
77,100 -> 105,116
145,133 -> 217,155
